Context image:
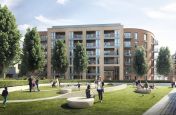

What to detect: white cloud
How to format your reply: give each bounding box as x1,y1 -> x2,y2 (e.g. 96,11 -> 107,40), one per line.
146,2 -> 176,20
0,0 -> 24,8
161,3 -> 176,12
35,15 -> 79,26
56,0 -> 68,5
18,24 -> 33,31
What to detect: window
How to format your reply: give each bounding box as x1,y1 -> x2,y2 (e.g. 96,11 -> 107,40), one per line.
134,33 -> 138,40
124,32 -> 131,38
124,41 -> 131,47
144,34 -> 147,41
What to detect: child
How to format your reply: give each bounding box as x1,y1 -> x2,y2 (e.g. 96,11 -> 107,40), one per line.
85,85 -> 91,98
1,87 -> 8,107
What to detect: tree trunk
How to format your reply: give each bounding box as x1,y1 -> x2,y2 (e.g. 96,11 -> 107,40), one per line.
3,72 -> 6,79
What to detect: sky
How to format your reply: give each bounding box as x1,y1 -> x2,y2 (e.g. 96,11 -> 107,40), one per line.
0,0 -> 176,54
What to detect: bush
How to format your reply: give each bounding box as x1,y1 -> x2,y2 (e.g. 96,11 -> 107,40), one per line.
0,79 -> 51,88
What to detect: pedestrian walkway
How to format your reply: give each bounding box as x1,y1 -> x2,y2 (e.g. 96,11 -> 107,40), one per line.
0,84 -> 127,103
143,88 -> 176,115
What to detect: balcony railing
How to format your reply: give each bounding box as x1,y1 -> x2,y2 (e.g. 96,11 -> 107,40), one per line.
125,62 -> 131,65
153,39 -> 158,45
104,33 -> 115,39
56,35 -> 65,39
124,53 -> 132,56
86,34 -> 98,39
153,48 -> 158,53
104,51 -> 118,56
104,61 -> 118,64
73,34 -> 82,40
88,61 -> 96,64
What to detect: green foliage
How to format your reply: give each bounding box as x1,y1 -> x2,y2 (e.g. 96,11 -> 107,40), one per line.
0,5 -> 21,76
0,79 -> 50,88
156,47 -> 171,76
73,42 -> 88,78
133,46 -> 148,77
52,40 -> 68,77
20,28 -> 44,75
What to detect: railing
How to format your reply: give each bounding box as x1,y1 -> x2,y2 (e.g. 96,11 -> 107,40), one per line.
125,62 -> 131,65
88,61 -> 96,64
55,35 -> 65,39
104,61 -> 118,64
153,39 -> 158,45
104,51 -> 117,55
124,53 -> 132,56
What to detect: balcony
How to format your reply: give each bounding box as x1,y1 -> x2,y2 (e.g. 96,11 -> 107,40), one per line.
104,60 -> 118,64
124,52 -> 132,56
86,34 -> 98,40
104,42 -> 115,48
125,62 -> 131,65
73,34 -> 82,40
104,51 -> 118,57
88,60 -> 96,64
153,39 -> 158,45
86,43 -> 99,49
104,33 -> 115,39
56,35 -> 65,40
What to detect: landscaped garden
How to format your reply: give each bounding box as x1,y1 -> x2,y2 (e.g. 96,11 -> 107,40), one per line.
0,85 -> 172,115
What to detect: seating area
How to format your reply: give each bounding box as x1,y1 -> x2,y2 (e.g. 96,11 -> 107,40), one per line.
67,97 -> 94,109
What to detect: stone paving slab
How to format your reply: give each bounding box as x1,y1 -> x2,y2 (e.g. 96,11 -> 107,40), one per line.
143,88 -> 176,115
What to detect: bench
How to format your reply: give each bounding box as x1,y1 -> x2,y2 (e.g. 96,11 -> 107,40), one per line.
67,97 -> 94,108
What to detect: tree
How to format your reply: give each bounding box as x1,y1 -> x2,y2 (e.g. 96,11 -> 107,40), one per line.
156,47 -> 171,76
52,40 -> 68,79
0,5 -> 21,78
133,46 -> 148,79
73,42 -> 88,79
21,28 -> 44,76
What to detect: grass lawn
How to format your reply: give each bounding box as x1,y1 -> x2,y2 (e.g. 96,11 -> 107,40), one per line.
0,86 -> 60,100
0,86 -> 172,115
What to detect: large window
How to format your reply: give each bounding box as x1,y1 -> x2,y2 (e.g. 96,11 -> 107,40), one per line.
134,32 -> 138,40
124,41 -> 131,47
144,34 -> 147,41
124,32 -> 131,38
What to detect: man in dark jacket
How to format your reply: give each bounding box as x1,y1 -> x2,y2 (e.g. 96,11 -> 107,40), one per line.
1,87 -> 8,107
28,76 -> 33,92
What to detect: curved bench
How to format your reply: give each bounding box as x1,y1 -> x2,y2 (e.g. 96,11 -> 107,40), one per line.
60,88 -> 72,94
135,88 -> 151,94
67,97 -> 94,109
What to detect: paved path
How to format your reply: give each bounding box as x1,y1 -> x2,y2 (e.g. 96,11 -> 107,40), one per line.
143,88 -> 176,115
0,84 -> 127,103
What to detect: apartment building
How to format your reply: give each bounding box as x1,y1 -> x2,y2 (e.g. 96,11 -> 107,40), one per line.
39,23 -> 158,80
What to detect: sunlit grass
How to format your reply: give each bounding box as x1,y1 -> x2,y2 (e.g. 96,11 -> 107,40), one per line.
0,86 -> 172,115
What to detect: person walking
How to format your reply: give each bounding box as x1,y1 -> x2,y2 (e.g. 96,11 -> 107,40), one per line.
1,87 -> 8,108
35,77 -> 40,91
28,76 -> 33,92
97,76 -> 104,103
77,82 -> 81,90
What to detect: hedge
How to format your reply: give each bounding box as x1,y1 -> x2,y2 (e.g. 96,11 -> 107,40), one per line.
0,79 -> 51,88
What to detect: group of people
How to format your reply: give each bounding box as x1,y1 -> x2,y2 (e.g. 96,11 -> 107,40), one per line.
85,76 -> 104,103
28,76 -> 40,92
135,80 -> 155,89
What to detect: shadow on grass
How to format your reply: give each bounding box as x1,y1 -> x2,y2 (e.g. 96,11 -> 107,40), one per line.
61,103 -> 76,110
0,106 -> 5,111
